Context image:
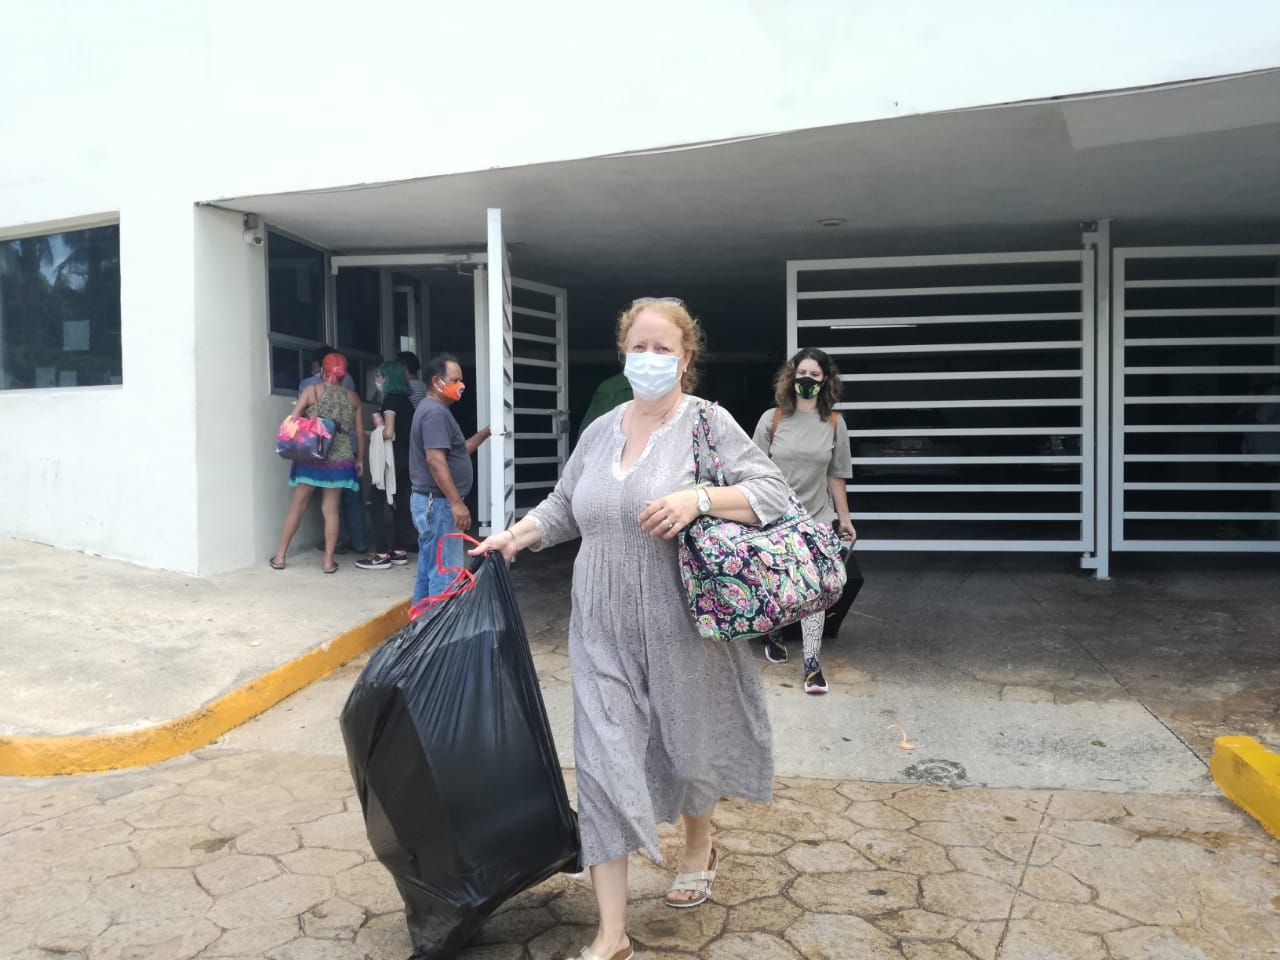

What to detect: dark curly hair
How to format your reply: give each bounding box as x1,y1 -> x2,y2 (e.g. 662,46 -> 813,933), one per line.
773,347 -> 843,420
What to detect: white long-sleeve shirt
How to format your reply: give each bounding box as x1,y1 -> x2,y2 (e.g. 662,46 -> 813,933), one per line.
368,429 -> 398,504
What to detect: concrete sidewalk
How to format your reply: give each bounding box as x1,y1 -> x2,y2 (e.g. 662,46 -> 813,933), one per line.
2,540 -> 1279,957
0,540 -> 410,739
512,546 -> 1280,797
4,538 -> 1280,797
2,701 -> 1278,959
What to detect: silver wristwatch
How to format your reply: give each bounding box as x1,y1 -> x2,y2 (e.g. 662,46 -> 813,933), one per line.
695,487 -> 712,514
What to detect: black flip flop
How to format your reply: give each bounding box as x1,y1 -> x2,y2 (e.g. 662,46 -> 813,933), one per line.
323,563 -> 339,574
269,557 -> 286,570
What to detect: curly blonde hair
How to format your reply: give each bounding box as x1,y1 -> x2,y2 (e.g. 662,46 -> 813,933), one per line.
615,299 -> 704,392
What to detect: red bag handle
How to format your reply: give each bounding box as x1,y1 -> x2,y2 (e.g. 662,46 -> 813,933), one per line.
407,532 -> 483,620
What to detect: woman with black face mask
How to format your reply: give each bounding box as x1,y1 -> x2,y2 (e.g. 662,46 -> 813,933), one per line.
751,348 -> 857,693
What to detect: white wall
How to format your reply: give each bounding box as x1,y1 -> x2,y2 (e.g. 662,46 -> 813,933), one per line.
1,204 -> 307,574
192,206 -> 308,574
3,1 -> 1280,224
0,387 -> 137,556
3,0 -> 1279,571
0,202 -> 202,570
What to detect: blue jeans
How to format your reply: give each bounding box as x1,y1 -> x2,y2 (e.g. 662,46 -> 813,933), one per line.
340,485 -> 366,553
411,492 -> 464,605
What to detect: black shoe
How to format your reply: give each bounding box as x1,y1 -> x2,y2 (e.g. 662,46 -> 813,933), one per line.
804,657 -> 829,695
762,633 -> 788,664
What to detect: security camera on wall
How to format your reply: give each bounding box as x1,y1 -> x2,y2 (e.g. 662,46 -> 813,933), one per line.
242,214 -> 264,247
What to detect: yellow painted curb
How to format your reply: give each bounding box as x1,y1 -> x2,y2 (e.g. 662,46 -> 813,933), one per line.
1209,735 -> 1280,841
0,600 -> 409,778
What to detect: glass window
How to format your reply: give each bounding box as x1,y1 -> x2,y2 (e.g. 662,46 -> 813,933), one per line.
0,223 -> 122,390
336,267 -> 382,355
271,345 -> 307,395
335,267 -> 382,402
393,286 -> 412,353
267,232 -> 325,342
267,230 -> 328,394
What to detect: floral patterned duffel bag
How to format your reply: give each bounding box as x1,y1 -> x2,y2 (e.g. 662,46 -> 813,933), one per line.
678,403 -> 846,642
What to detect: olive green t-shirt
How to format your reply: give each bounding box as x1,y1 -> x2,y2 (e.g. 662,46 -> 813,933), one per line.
751,408 -> 852,523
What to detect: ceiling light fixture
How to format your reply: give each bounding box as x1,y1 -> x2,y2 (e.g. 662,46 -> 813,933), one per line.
816,217 -> 846,228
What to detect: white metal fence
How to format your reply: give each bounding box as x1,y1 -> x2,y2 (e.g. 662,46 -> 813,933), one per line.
1112,245 -> 1280,552
787,251 -> 1095,552
787,242 -> 1280,567
509,278 -> 569,520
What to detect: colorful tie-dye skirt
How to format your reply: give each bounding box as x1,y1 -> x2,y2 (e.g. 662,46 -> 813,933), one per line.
290,458 -> 359,491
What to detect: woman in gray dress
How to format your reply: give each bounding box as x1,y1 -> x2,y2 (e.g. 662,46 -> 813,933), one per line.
471,298 -> 790,960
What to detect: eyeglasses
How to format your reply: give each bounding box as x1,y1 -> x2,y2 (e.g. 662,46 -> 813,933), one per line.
631,297 -> 684,308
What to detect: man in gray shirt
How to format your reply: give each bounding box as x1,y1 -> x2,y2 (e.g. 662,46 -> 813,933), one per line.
409,353 -> 491,605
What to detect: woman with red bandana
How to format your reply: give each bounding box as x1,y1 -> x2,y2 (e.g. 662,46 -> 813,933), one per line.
270,352 -> 366,573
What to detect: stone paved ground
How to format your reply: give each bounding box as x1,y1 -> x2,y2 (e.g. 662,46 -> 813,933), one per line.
5,548 -> 1280,957
3,744 -> 1279,960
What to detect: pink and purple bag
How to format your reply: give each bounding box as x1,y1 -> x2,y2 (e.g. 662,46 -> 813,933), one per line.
276,415 -> 337,462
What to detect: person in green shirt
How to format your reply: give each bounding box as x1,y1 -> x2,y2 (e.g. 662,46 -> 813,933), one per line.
578,372 -> 633,438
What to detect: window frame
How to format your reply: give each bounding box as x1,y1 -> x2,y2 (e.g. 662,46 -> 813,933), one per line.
265,225 -> 333,397
0,214 -> 123,392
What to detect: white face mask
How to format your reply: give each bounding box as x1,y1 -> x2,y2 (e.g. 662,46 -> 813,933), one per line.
624,352 -> 681,400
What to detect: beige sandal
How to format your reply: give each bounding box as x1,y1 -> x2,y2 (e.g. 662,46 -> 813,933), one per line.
566,942 -> 633,960
664,847 -> 719,908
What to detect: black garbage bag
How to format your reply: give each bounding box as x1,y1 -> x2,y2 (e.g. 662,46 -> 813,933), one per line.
340,553 -> 580,959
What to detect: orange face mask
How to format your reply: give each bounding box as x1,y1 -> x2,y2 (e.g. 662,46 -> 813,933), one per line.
437,379 -> 465,402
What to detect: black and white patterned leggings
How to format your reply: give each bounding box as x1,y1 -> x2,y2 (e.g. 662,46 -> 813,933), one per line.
801,611 -> 824,663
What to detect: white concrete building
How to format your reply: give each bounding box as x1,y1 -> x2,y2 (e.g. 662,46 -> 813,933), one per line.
2,1 -> 1278,577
